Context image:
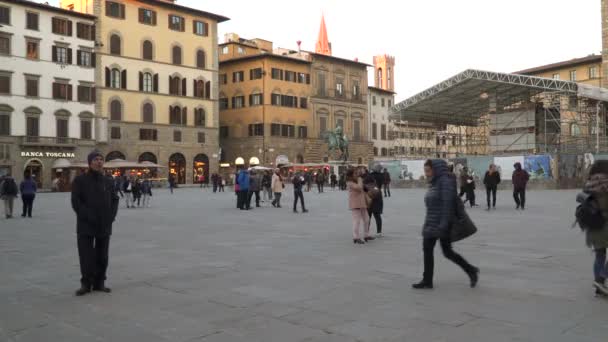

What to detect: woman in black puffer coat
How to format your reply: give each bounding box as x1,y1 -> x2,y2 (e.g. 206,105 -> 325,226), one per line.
412,159 -> 479,290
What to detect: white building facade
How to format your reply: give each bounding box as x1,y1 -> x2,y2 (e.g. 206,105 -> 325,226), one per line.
0,0 -> 96,188
368,86 -> 395,159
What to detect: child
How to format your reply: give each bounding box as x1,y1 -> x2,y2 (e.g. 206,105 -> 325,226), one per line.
366,178 -> 384,237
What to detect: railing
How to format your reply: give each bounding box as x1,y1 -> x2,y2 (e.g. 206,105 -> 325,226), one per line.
21,136 -> 78,146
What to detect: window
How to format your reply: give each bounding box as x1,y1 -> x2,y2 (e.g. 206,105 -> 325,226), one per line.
232,96 -> 245,109
220,126 -> 229,138
221,46 -> 228,54
238,46 -> 245,54
77,85 -> 95,102
110,100 -> 122,120
142,103 -> 153,123
249,123 -> 264,137
335,79 -> 344,97
26,12 -> 39,30
319,117 -> 327,137
317,72 -> 326,96
570,70 -> 577,81
372,96 -> 376,105
590,66 -> 599,79
352,82 -> 360,100
380,124 -> 387,140
297,73 -> 309,84
381,148 -> 387,157
140,128 -> 157,141
271,93 -> 281,106
169,105 -> 187,125
194,108 -> 205,127
219,74 -> 227,85
250,93 -> 263,106
25,76 -> 38,97
193,20 -> 208,36
300,97 -> 308,109
270,123 -> 281,136
56,118 -> 69,142
142,72 -> 153,92
26,116 -> 39,139
0,6 -> 9,25
281,125 -> 295,138
26,40 -> 38,59
250,68 -> 263,80
138,8 -> 156,25
80,120 -> 92,139
169,15 -> 185,32
336,118 -> 344,130
233,71 -> 244,83
193,80 -> 205,98
197,132 -> 205,143
173,130 -> 182,142
52,18 -> 72,36
0,73 -> 9,94
373,147 -> 378,156
196,50 -> 205,68
52,46 -> 71,64
571,123 -> 581,136
111,127 -> 121,139
142,40 -> 153,60
0,112 -> 10,136
298,126 -> 307,138
285,71 -> 296,82
271,68 -> 283,80
381,98 -> 385,107
106,1 -> 125,19
372,123 -> 377,139
552,73 -> 560,80
388,100 -> 392,107
0,35 -> 9,55
52,82 -> 72,101
169,75 -> 186,96
77,50 -> 93,67
110,34 -> 121,55
219,97 -> 228,110
110,68 -> 121,88
172,45 -> 182,65
76,23 -> 94,40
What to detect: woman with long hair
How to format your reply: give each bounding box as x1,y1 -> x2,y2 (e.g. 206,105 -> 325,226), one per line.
347,168 -> 374,244
271,168 -> 284,208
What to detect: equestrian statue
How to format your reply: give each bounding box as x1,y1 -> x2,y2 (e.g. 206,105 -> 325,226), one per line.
325,126 -> 349,162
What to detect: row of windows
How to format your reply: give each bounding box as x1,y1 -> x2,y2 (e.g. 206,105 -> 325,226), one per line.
110,126 -> 206,144
219,93 -> 308,110
552,66 -> 600,81
108,99 -> 206,127
109,35 -> 207,68
0,72 -> 95,102
316,73 -> 362,100
218,124 -> 308,139
317,117 -> 363,141
105,1 -> 210,36
373,147 -> 434,157
371,123 -> 434,141
0,35 -> 95,68
371,96 -> 392,107
0,6 -> 95,40
0,112 -> 93,140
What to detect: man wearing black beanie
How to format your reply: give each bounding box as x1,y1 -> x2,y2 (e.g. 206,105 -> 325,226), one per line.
71,150 -> 119,296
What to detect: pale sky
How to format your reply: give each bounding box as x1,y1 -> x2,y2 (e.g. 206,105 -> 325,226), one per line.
51,0 -> 601,101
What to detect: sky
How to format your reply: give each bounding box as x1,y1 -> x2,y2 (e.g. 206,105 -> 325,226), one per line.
51,0 -> 601,102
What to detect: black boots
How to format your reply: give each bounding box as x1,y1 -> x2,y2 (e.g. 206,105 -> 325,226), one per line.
75,285 -> 91,296
93,284 -> 112,293
468,267 -> 480,288
412,281 -> 433,290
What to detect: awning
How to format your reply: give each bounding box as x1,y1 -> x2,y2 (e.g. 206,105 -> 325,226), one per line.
139,161 -> 166,168
103,159 -> 142,169
52,158 -> 71,169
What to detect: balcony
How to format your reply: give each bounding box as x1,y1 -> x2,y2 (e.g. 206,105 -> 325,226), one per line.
20,136 -> 78,148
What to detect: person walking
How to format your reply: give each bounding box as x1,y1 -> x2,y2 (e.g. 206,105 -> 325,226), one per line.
367,178 -> 384,237
330,173 -> 337,190
141,178 -> 152,208
262,171 -> 272,203
122,177 -> 133,208
512,162 -> 530,210
292,172 -> 308,213
383,168 -> 392,197
483,164 -> 501,210
347,168 -> 373,244
71,151 -> 119,296
168,174 -> 176,194
271,169 -> 284,208
20,172 -> 37,218
1,173 -> 18,219
237,168 -> 251,210
132,178 -> 142,207
219,175 -> 225,192
412,159 -> 479,290
305,172 -> 312,192
248,170 -> 261,208
212,174 -> 218,193
463,173 -> 477,208
317,170 -> 325,193
458,167 -> 469,198
339,172 -> 347,191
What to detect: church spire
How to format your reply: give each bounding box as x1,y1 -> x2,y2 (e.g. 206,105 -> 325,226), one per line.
315,14 -> 332,56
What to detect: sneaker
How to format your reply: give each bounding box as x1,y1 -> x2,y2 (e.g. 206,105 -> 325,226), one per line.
412,281 -> 433,290
364,236 -> 376,242
376,233 -> 383,238
93,285 -> 112,293
302,209 -> 309,213
75,286 -> 91,296
594,281 -> 608,296
353,239 -> 365,244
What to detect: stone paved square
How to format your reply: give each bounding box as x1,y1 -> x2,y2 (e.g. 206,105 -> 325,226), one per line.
1,187 -> 607,341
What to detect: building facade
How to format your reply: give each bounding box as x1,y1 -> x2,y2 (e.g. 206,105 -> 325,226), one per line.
61,0 -> 228,184
516,54 -> 602,87
0,0 -> 96,188
368,86 -> 395,159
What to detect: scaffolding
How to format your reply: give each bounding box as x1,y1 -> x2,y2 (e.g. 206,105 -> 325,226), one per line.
389,69 -> 608,157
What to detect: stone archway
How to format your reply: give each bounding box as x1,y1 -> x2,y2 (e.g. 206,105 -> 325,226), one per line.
24,158 -> 44,188
193,154 -> 210,184
168,153 -> 186,184
106,151 -> 126,161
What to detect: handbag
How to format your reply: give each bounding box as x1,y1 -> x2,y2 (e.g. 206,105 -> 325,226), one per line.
450,197 -> 477,242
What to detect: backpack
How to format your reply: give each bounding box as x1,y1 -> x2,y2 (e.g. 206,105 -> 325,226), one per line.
2,179 -> 18,196
574,191 -> 606,232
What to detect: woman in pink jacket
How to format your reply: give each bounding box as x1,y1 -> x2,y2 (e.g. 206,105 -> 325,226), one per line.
347,168 -> 374,244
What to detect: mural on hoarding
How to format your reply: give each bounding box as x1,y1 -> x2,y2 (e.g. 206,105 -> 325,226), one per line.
400,160 -> 426,181
373,160 -> 402,183
494,156 -> 525,180
466,156 -> 494,181
524,155 -> 552,180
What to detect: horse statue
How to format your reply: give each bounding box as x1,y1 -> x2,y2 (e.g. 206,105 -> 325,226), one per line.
325,126 -> 349,162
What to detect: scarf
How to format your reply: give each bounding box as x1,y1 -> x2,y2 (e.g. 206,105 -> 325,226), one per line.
584,174 -> 608,194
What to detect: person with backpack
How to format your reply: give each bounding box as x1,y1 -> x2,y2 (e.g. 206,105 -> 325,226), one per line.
237,168 -> 251,210
292,172 -> 308,213
512,162 -> 530,210
1,173 -> 18,219
576,160 -> 608,296
483,164 -> 501,210
20,172 -> 37,218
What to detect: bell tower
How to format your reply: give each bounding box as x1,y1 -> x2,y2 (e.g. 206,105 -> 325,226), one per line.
373,55 -> 395,91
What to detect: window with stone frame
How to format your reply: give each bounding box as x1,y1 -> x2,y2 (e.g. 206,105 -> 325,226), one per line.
80,120 -> 92,140
52,17 -> 72,36
110,34 -> 121,55
142,40 -> 153,60
197,132 -> 205,143
0,6 -> 10,25
26,39 -> 39,59
173,130 -> 182,142
0,111 -> 9,136
193,20 -> 208,36
110,126 -> 121,139
0,34 -> 10,55
168,15 -> 185,32
0,72 -> 10,94
194,108 -> 205,127
25,75 -> 39,97
138,8 -> 156,26
110,100 -> 122,121
106,1 -> 125,19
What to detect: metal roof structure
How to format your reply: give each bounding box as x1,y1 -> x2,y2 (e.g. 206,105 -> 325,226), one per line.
389,69 -> 608,126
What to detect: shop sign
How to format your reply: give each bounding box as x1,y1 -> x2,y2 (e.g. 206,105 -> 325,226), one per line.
21,151 -> 76,158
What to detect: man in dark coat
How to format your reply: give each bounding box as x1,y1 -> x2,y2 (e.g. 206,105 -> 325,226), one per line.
483,164 -> 501,210
292,172 -> 308,213
71,151 -> 119,296
512,162 -> 530,210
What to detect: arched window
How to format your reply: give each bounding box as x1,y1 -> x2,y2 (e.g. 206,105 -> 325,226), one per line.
571,123 -> 581,136
143,72 -> 153,92
172,45 -> 182,65
110,34 -> 121,55
142,103 -> 154,123
110,100 -> 122,121
194,80 -> 205,98
106,151 -> 125,162
377,68 -> 383,87
142,40 -> 153,60
111,68 -> 121,88
194,108 -> 205,127
169,105 -> 187,125
196,49 -> 205,69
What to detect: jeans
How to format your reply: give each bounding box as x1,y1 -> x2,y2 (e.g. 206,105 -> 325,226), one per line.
351,208 -> 370,239
422,237 -> 475,284
368,209 -> 382,234
486,186 -> 497,208
384,183 -> 391,197
272,193 -> 282,207
142,194 -> 151,207
124,193 -> 132,207
595,248 -> 608,283
248,191 -> 260,207
293,190 -> 306,211
3,197 -> 14,217
77,235 -> 110,288
513,188 -> 526,209
21,194 -> 35,217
